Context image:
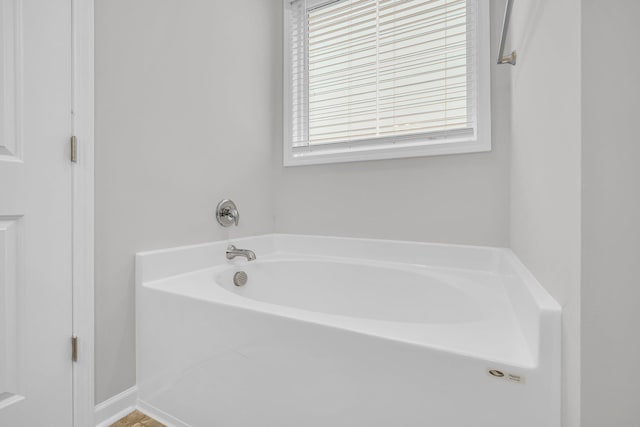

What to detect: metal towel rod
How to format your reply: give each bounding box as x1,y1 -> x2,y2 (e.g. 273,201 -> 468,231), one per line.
497,0 -> 516,65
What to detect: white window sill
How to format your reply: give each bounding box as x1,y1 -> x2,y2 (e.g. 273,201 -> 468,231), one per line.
283,137 -> 491,167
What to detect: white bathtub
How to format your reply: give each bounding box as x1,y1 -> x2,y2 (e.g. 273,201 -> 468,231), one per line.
136,234 -> 561,427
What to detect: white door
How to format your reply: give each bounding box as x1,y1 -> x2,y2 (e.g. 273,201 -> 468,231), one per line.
0,0 -> 73,425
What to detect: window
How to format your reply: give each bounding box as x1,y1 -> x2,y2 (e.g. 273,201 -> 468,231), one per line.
284,0 -> 491,166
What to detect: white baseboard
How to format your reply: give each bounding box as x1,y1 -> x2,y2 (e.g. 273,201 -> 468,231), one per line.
94,386 -> 138,427
137,400 -> 190,427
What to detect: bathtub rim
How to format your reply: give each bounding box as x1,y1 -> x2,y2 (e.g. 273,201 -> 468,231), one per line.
136,233 -> 560,311
136,234 -> 561,369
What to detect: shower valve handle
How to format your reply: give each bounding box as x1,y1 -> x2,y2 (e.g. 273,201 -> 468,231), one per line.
216,199 -> 239,227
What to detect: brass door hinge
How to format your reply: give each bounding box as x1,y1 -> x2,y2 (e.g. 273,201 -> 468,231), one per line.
71,335 -> 78,362
70,135 -> 78,163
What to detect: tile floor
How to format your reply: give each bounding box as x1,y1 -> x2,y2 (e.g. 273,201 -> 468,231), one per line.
109,410 -> 165,427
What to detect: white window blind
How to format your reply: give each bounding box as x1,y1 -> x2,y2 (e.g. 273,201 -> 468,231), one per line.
285,0 -> 489,165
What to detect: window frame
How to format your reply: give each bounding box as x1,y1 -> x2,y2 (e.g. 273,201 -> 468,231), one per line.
283,0 -> 491,166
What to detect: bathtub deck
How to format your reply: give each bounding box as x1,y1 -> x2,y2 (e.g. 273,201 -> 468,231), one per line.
136,234 -> 561,427
145,253 -> 535,368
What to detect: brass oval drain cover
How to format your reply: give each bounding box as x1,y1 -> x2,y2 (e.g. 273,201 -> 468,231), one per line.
489,369 -> 505,378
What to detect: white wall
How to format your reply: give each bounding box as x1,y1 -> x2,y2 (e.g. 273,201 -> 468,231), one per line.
509,0 -> 582,426
274,0 -> 511,248
93,1 -> 640,421
95,0 -> 511,405
581,1 -> 640,425
94,0 -> 280,403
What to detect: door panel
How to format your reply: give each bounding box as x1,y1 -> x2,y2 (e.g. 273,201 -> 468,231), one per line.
0,0 -> 73,425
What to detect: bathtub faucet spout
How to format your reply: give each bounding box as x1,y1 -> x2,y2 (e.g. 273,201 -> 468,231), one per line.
226,245 -> 256,261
